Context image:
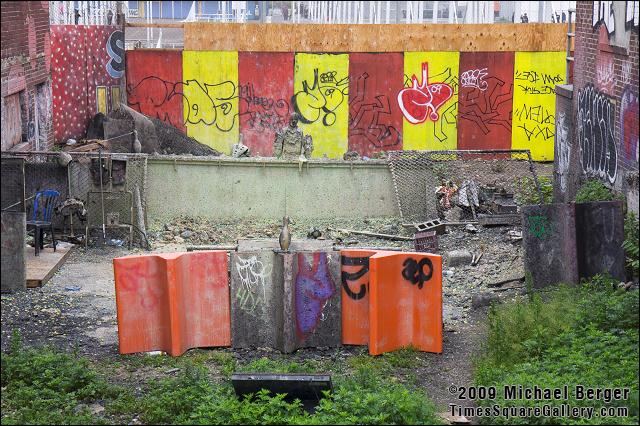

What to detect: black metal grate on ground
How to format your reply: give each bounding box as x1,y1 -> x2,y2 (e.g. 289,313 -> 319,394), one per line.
387,150 -> 542,222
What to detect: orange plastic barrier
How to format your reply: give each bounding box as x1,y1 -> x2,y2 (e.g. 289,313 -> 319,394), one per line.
340,250 -> 442,355
113,251 -> 230,356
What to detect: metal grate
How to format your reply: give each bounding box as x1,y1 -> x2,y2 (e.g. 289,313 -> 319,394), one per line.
387,149 -> 542,222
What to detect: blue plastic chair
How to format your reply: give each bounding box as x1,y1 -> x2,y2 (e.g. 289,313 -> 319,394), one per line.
26,190 -> 60,256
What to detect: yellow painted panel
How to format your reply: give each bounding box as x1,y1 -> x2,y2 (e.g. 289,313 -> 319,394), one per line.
96,86 -> 108,115
293,53 -> 349,158
183,51 -> 239,154
512,51 -> 565,161
111,86 -> 121,111
402,52 -> 459,151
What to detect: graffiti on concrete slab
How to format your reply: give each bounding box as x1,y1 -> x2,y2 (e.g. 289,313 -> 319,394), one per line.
401,257 -> 433,289
398,62 -> 454,125
556,111 -> 571,191
235,256 -> 272,315
528,215 -> 551,239
620,86 -> 639,170
292,68 -> 349,127
340,255 -> 369,300
577,85 -> 618,184
294,252 -> 336,340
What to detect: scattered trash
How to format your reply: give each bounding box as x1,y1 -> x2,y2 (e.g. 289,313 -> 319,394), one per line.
165,368 -> 181,374
464,223 -> 478,233
328,228 -> 413,241
146,351 -> 164,356
106,239 -> 124,247
507,229 -> 523,241
64,285 -> 82,291
307,227 -> 322,239
471,251 -> 484,266
66,138 -> 77,145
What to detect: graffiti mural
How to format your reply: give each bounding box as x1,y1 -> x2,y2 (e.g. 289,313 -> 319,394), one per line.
126,50 -> 185,132
593,1 -> 615,33
106,30 -> 125,78
51,25 -> 124,143
511,51 -> 565,160
348,53 -> 403,156
294,252 -> 336,341
239,52 -> 293,156
620,87 -> 639,171
457,51 -> 514,150
183,51 -> 239,154
293,53 -> 349,158
577,85 -> 618,184
402,52 -> 459,151
556,111 -> 571,191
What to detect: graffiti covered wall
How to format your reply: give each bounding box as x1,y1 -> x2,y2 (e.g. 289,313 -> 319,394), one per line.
51,25 -> 125,143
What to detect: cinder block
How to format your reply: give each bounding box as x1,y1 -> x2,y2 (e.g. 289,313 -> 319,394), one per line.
230,251 -> 281,348
113,251 -> 230,356
1,212 -> 26,293
276,251 -> 342,353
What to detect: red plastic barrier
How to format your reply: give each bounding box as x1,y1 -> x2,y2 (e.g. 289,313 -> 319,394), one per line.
113,251 -> 230,356
340,250 -> 442,355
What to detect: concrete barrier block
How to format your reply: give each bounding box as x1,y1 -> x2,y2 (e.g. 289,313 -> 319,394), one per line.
114,251 -> 230,356
369,251 -> 443,355
230,251 -> 281,348
522,203 -> 579,288
1,212 -> 26,293
575,200 -> 626,282
276,251 -> 341,353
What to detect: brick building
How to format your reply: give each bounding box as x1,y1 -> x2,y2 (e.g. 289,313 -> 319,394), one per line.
556,1 -> 639,210
1,1 -> 53,151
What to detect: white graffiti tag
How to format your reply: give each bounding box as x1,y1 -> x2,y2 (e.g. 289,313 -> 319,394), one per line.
235,256 -> 272,315
460,68 -> 489,91
556,111 -> 571,192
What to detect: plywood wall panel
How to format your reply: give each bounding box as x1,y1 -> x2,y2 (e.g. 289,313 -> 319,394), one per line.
185,23 -> 565,52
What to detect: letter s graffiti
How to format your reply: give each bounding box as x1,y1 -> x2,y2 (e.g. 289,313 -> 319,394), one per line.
106,30 -> 125,79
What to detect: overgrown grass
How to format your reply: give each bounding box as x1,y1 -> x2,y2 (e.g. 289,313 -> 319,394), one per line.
515,176 -> 553,204
574,179 -> 622,203
474,275 -> 640,425
1,335 -> 440,425
624,212 -> 639,277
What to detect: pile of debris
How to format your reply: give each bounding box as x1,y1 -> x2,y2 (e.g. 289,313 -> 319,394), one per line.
64,105 -> 221,156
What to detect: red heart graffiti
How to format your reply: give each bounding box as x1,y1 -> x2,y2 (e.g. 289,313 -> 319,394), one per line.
398,62 -> 453,124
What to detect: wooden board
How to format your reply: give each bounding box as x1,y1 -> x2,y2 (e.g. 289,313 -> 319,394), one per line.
25,245 -> 73,288
184,23 -> 566,52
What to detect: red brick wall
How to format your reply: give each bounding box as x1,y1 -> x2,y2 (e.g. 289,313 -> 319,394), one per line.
573,1 -> 639,189
1,1 -> 52,151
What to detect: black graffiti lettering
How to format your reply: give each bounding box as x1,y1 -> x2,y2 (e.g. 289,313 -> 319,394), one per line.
348,72 -> 401,148
459,74 -> 513,135
340,256 -> 369,300
577,84 -> 618,184
292,68 -> 348,127
401,257 -> 433,290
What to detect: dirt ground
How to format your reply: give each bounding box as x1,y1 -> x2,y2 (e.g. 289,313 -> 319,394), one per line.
1,216 -> 527,414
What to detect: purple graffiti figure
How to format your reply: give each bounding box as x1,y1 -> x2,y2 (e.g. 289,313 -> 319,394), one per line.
294,252 -> 336,340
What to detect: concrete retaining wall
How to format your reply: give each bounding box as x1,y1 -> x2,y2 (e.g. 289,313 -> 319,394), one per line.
146,157 -> 398,223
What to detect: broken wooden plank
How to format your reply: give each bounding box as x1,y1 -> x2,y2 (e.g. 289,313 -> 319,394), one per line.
487,275 -> 525,288
25,245 -> 73,288
329,228 -> 413,241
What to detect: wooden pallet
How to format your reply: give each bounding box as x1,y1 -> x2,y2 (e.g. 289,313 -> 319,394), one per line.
25,245 -> 73,288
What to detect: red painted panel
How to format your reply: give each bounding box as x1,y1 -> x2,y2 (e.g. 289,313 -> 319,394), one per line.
348,53 -> 403,156
51,25 -> 89,142
457,52 -> 515,150
238,52 -> 294,156
114,251 -> 231,356
126,50 -> 185,132
51,25 -> 123,142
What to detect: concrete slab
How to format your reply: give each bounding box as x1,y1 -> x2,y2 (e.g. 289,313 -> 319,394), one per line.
522,203 -> 579,288
237,239 -> 334,252
1,212 -> 26,293
575,201 -> 625,282
276,251 -> 341,353
230,251 -> 281,348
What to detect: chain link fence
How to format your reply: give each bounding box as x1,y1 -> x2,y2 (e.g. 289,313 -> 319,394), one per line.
0,151 -> 148,248
387,150 -> 544,223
